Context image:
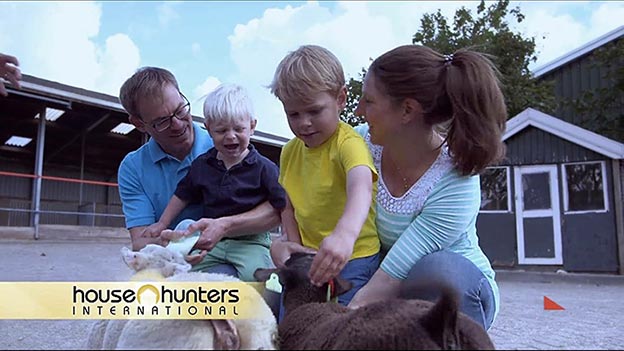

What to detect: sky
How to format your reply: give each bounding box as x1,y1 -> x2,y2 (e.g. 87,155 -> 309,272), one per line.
1,1 -> 623,138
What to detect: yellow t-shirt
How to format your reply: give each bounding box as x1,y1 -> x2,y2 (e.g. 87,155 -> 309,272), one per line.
279,121 -> 380,259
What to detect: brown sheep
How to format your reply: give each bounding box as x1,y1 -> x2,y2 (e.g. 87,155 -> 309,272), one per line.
254,252 -> 495,350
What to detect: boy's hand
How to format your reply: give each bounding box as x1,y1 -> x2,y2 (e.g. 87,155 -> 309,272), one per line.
185,250 -> 208,266
187,218 -> 227,251
309,234 -> 355,286
270,239 -> 317,268
141,222 -> 167,238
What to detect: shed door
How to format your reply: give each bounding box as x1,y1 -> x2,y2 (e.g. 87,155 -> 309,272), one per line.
514,165 -> 562,265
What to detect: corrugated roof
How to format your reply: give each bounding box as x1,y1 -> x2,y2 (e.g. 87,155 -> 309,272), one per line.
532,25 -> 624,78
7,74 -> 290,146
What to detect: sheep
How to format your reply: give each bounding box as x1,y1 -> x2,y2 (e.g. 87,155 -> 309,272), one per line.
254,252 -> 495,350
120,244 -> 192,278
86,270 -> 279,349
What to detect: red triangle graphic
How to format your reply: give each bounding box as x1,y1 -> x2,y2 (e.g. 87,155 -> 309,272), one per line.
544,296 -> 565,310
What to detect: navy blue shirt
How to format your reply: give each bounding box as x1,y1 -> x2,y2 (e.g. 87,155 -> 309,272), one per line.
175,144 -> 286,219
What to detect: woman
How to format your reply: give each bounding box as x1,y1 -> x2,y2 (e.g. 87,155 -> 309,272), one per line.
348,44 -> 506,331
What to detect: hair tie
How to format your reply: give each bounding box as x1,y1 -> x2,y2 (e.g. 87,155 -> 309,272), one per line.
444,54 -> 454,66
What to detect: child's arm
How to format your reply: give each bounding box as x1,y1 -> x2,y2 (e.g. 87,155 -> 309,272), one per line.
281,195 -> 302,244
141,195 -> 188,238
308,165 -> 374,286
269,195 -> 318,267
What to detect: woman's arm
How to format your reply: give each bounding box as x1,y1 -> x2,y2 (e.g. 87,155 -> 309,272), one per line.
380,173 -> 480,280
348,269 -> 401,308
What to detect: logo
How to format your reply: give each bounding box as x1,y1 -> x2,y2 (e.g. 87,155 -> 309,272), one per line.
0,282 -> 263,320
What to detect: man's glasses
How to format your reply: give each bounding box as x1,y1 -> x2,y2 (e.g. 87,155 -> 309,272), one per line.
147,93 -> 191,132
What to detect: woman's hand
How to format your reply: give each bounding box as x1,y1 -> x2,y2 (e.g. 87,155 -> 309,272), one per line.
348,269 -> 401,308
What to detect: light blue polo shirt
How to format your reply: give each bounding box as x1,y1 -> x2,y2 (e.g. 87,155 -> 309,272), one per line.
117,122 -> 214,229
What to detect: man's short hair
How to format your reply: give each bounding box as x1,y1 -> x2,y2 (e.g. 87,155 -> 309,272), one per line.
119,67 -> 179,118
203,83 -> 254,126
269,45 -> 345,103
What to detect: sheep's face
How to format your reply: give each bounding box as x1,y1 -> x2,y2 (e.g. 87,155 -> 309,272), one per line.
121,245 -> 191,277
254,253 -> 352,311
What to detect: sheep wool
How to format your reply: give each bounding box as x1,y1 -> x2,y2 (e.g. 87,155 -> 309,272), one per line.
255,252 -> 496,350
86,271 -> 279,350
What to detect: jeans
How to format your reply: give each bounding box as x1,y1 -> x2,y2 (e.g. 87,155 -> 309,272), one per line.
277,252 -> 380,322
404,250 -> 496,330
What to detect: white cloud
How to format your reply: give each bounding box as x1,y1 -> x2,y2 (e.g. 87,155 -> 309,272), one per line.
95,34 -> 141,96
192,76 -> 222,119
226,1 -> 623,137
512,1 -> 624,69
0,1 -> 140,97
225,1 -> 486,137
588,3 -> 624,39
191,42 -> 201,57
157,2 -> 181,27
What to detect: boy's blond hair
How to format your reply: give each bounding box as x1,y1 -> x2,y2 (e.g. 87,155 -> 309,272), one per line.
203,83 -> 254,126
269,45 -> 345,103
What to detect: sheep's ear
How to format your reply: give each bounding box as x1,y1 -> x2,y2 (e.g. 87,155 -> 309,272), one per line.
332,277 -> 353,297
253,268 -> 279,282
421,289 -> 459,350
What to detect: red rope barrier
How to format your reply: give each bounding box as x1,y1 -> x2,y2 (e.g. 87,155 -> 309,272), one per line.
0,171 -> 118,187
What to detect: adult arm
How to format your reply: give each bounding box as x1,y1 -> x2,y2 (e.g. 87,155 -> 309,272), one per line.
118,156 -> 160,251
185,200 -> 281,251
381,173 -> 480,280
351,173 -> 480,306
183,160 -> 284,251
348,269 -> 401,308
128,226 -> 168,251
141,195 -> 189,238
0,53 -> 21,96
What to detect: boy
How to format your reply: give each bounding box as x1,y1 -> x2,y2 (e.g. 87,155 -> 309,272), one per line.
269,45 -> 380,305
143,83 -> 286,281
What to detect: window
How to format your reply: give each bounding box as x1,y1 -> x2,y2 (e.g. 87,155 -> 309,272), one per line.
480,167 -> 511,212
562,161 -> 608,213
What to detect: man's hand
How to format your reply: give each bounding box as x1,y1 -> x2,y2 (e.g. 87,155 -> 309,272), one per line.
186,218 -> 227,251
159,229 -> 186,246
140,222 -> 167,238
309,233 -> 355,286
270,237 -> 317,268
0,53 -> 22,97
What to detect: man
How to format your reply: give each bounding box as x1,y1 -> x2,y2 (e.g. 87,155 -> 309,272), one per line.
117,67 -> 281,267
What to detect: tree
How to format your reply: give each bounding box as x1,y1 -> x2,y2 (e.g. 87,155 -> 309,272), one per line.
568,39 -> 623,142
340,0 -> 556,125
412,0 -> 555,118
340,68 -> 366,126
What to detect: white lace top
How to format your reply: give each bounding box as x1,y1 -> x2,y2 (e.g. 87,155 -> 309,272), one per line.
365,132 -> 454,216
354,123 -> 500,320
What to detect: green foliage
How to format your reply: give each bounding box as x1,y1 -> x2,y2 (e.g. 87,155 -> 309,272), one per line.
412,0 -> 556,118
568,39 -> 624,142
341,68 -> 366,126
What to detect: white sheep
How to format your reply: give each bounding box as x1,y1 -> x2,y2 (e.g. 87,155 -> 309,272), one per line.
86,271 -> 278,350
120,244 -> 192,278
87,245 -> 278,350
254,252 -> 496,350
